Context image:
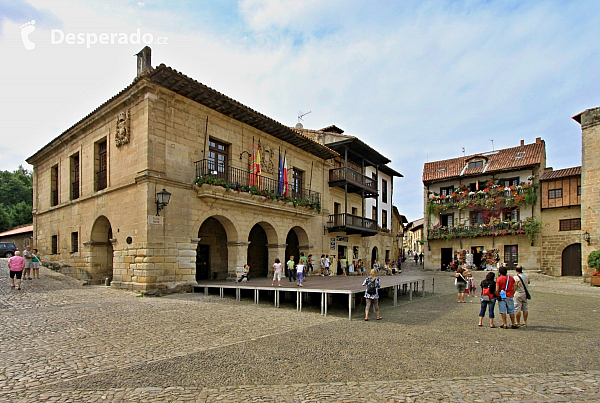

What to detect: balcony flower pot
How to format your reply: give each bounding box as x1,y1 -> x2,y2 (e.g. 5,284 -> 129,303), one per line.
591,276 -> 600,287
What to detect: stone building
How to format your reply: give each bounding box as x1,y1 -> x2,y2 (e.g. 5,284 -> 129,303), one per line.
422,139 -> 545,271
573,106 -> 600,279
0,224 -> 33,253
26,47 -> 402,290
539,167 -> 582,276
404,218 -> 424,257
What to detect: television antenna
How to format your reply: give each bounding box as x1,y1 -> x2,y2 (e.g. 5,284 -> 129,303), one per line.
298,110 -> 311,123
489,139 -> 494,151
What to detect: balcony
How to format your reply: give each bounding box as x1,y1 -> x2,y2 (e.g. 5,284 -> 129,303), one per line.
426,183 -> 537,215
428,220 -> 528,240
194,159 -> 321,212
328,213 -> 378,237
328,167 -> 377,197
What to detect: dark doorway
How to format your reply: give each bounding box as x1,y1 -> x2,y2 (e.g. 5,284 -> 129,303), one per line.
371,247 -> 378,269
285,229 -> 299,263
197,217 -> 228,280
562,243 -> 582,276
504,245 -> 518,271
248,224 -> 269,277
441,247 -> 453,271
196,244 -> 209,281
471,246 -> 483,270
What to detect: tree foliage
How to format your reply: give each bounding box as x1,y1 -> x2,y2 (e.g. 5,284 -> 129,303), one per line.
0,166 -> 33,231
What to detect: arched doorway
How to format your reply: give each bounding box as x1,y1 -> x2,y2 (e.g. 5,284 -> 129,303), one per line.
285,229 -> 299,264
197,217 -> 229,280
90,216 -> 113,284
248,224 -> 269,277
562,243 -> 582,276
371,247 -> 378,270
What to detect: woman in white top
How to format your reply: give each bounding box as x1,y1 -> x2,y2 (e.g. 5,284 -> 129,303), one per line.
272,258 -> 283,287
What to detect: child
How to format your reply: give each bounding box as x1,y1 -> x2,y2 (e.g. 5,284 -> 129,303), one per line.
466,272 -> 476,297
296,260 -> 305,287
238,264 -> 250,282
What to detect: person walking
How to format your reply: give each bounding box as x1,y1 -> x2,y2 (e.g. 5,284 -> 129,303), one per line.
414,253 -> 419,265
362,268 -> 382,321
513,265 -> 530,327
419,252 -> 424,264
287,256 -> 296,282
455,267 -> 468,303
299,252 -> 308,281
237,264 -> 250,282
8,250 -> 25,290
372,259 -> 380,273
31,248 -> 41,279
478,272 -> 497,327
272,258 -> 283,287
23,245 -> 33,280
307,254 -> 314,273
296,259 -> 305,287
496,266 -> 518,329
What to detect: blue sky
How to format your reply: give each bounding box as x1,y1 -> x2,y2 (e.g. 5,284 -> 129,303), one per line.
1,0 -> 598,221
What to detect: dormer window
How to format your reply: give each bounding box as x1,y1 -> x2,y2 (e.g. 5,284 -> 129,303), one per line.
468,160 -> 484,169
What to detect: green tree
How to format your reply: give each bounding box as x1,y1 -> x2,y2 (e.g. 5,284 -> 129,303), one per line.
0,166 -> 33,230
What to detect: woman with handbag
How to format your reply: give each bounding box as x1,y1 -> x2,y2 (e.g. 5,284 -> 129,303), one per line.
455,267 -> 468,303
478,272 -> 497,327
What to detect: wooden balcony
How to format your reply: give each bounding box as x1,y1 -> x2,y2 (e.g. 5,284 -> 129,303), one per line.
328,213 -> 378,237
328,167 -> 378,197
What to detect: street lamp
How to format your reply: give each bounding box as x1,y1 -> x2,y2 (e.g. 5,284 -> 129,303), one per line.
582,230 -> 591,245
156,188 -> 172,216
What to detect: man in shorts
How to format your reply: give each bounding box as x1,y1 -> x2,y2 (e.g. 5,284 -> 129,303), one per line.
496,266 -> 518,329
513,265 -> 530,327
8,250 -> 25,290
23,245 -> 33,280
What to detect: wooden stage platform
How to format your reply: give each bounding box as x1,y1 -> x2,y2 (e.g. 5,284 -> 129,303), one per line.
193,274 -> 434,320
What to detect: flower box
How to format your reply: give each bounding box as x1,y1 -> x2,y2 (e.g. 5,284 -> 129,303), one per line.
591,276 -> 600,287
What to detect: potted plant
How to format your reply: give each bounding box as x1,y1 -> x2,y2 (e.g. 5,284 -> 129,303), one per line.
587,250 -> 600,286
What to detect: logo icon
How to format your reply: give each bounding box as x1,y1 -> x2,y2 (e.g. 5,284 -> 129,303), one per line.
20,20 -> 36,50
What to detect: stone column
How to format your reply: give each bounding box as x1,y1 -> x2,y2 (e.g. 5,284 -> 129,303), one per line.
227,241 -> 250,281
267,244 -> 287,277
579,106 -> 600,279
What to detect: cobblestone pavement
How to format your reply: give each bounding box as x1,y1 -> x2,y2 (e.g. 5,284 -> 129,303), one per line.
1,259 -> 599,402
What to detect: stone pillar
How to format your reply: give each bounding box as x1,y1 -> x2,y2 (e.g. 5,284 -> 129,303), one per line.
578,106 -> 600,279
267,244 -> 287,277
227,241 -> 250,281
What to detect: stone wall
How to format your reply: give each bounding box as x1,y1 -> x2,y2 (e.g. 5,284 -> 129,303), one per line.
540,206 -> 581,276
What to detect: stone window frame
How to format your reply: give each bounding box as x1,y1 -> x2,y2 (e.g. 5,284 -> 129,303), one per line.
51,235 -> 58,255
50,164 -> 59,207
71,231 -> 79,253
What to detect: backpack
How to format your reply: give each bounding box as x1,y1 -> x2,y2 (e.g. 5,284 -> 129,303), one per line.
481,281 -> 494,298
367,279 -> 377,295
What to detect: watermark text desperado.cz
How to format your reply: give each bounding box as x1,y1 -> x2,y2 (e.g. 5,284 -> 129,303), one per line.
51,29 -> 167,48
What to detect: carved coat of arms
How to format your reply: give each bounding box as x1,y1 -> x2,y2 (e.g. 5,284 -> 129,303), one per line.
115,110 -> 130,147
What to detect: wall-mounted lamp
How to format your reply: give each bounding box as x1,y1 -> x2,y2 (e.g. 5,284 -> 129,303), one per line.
239,150 -> 251,160
582,230 -> 591,245
156,188 -> 172,216
396,234 -> 401,243
324,217 -> 334,235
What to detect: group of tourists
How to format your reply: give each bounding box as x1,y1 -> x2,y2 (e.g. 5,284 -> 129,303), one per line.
455,264 -> 531,329
7,246 -> 41,290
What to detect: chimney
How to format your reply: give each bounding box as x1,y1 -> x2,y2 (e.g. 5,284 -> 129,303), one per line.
520,140 -> 524,146
136,46 -> 152,77
535,137 -> 542,143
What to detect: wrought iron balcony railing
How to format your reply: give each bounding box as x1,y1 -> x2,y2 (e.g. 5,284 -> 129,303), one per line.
329,167 -> 377,193
328,213 -> 378,234
428,221 -> 526,240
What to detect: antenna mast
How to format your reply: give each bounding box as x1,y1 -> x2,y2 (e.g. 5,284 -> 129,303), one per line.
298,110 -> 311,123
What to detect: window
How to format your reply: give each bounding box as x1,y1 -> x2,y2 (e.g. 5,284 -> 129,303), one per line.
51,164 -> 59,206
470,211 -> 484,226
441,213 -> 454,227
382,179 -> 388,203
503,207 -> 519,222
548,188 -> 563,199
372,206 -> 377,222
577,186 -> 581,196
51,235 -> 58,254
440,186 -> 454,196
70,153 -> 80,200
382,210 -> 388,229
468,160 -> 483,169
385,250 -> 390,263
351,207 -> 358,216
469,181 -> 488,191
291,168 -> 303,199
500,177 -> 519,187
71,232 -> 79,253
559,219 -> 581,231
208,139 -> 228,181
95,139 -> 107,191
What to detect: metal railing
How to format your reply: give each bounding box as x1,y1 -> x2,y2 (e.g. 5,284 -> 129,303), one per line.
328,213 -> 378,232
329,167 -> 377,192
195,159 -> 321,204
428,221 -> 526,240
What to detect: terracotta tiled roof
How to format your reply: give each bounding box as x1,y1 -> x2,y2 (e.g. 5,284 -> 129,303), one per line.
540,166 -> 581,181
422,141 -> 545,184
0,224 -> 33,237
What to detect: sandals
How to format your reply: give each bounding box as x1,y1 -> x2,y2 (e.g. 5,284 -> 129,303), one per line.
376,317 -> 383,320
364,318 -> 369,321
478,324 -> 483,327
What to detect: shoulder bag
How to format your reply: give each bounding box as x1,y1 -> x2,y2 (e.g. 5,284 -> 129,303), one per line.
517,274 -> 531,300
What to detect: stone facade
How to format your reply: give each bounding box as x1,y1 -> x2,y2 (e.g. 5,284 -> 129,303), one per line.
26,49 -> 400,290
576,106 -> 600,279
540,206 -> 581,276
